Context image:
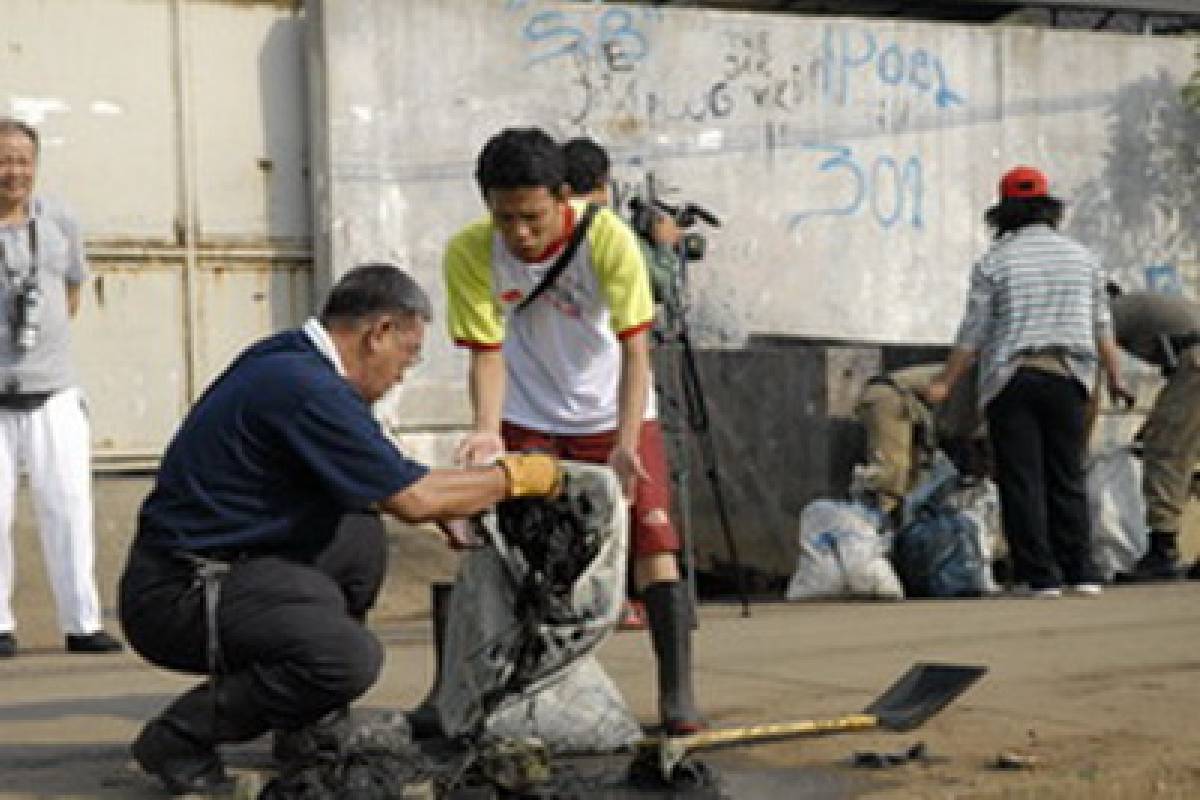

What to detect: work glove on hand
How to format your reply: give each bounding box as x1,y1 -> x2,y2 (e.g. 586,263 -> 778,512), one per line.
497,453 -> 564,499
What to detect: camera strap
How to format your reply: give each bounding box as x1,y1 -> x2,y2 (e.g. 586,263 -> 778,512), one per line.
26,218 -> 37,281
514,202 -> 598,314
1,219 -> 38,287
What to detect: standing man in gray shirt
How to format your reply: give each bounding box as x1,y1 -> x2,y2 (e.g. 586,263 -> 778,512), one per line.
0,117 -> 121,657
1108,286 -> 1200,581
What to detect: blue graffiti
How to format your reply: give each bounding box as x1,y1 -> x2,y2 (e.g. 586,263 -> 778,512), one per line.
521,8 -> 648,68
821,25 -> 964,109
1144,264 -> 1183,295
788,145 -> 924,231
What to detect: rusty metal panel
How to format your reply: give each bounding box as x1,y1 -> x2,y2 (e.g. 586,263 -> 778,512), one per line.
190,258 -> 313,391
187,1 -> 311,243
73,257 -> 189,463
0,0 -> 179,240
3,1 -> 313,467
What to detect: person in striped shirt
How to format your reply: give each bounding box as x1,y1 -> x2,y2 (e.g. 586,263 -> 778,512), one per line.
924,166 -> 1130,597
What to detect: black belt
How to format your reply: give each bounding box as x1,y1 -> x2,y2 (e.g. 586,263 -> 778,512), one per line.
0,391 -> 53,411
1017,345 -> 1069,358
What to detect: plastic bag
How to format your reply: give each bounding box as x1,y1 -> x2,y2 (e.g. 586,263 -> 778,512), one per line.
891,504 -> 988,598
786,500 -> 904,601
1086,447 -> 1149,581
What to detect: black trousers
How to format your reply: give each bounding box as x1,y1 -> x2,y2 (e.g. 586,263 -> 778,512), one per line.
118,513 -> 387,732
986,368 -> 1099,588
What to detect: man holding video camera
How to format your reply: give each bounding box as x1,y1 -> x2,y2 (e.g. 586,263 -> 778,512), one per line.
562,137 -> 684,332
0,116 -> 121,659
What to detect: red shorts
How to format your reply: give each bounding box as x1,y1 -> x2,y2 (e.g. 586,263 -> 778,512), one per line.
501,419 -> 680,557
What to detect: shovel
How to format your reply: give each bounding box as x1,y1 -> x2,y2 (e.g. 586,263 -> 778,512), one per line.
643,661 -> 987,778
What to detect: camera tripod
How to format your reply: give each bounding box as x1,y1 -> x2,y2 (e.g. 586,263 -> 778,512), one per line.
652,246 -> 751,618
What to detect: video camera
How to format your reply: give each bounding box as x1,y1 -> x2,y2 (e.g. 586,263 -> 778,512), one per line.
625,173 -> 720,263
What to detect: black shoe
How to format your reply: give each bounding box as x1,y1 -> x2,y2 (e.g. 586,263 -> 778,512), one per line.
132,717 -> 229,795
1114,549 -> 1183,583
1188,559 -> 1200,581
66,630 -> 124,654
405,701 -> 444,740
0,633 -> 15,658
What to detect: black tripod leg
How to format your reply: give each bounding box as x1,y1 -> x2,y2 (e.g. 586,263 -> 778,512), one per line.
678,332 -> 751,617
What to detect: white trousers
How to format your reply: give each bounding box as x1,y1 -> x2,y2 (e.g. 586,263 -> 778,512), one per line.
0,387 -> 102,635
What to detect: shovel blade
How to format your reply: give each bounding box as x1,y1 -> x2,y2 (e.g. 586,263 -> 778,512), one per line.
863,662 -> 986,731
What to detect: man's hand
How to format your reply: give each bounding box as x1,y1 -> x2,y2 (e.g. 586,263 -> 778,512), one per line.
920,378 -> 951,406
437,518 -> 485,550
608,443 -> 650,500
455,431 -> 505,467
650,215 -> 683,249
497,453 -> 564,498
1108,379 -> 1136,410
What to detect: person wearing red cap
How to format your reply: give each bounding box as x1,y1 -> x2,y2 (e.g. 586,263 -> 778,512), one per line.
924,166 -> 1131,597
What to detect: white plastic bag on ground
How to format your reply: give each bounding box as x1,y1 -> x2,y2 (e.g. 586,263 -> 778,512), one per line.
786,500 -> 904,601
1087,447 -> 1149,581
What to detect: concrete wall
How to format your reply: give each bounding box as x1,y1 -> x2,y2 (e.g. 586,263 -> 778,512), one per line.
309,0 -> 1198,354
1,0 -> 313,466
308,0 -> 1198,577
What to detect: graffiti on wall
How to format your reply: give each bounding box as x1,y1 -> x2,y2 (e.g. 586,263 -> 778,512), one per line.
506,5 -> 958,239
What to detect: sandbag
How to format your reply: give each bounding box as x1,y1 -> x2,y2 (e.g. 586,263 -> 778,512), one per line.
786,500 -> 904,601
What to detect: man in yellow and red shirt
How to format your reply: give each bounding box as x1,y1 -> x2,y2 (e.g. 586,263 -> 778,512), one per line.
443,127 -> 701,735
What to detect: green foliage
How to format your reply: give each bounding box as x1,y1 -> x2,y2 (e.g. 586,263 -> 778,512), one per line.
1186,47 -> 1200,112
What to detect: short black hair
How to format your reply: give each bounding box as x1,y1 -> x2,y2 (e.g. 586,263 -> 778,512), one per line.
0,117 -> 39,154
474,127 -> 566,195
320,263 -> 432,326
563,137 -> 610,194
984,196 -> 1064,238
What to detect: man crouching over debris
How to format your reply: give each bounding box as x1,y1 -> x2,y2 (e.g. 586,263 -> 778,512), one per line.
118,264 -> 563,795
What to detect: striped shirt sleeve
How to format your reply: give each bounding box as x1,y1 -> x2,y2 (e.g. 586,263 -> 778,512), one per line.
953,257 -> 992,349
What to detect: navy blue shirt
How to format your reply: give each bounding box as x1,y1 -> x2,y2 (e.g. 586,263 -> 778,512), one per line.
136,330 -> 429,554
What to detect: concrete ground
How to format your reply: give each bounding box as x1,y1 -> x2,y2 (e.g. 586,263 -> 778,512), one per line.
3,476 -> 1200,799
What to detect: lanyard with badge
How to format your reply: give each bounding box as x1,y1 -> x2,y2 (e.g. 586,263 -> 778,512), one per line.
0,218 -> 41,353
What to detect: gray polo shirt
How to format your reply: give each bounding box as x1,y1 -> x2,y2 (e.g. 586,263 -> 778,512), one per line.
0,196 -> 87,394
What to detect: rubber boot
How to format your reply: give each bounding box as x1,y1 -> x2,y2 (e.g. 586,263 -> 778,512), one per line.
643,581 -> 703,736
1118,531 -> 1183,582
132,679 -> 268,795
407,581 -> 452,738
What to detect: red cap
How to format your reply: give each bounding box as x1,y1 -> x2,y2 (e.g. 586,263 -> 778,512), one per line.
999,166 -> 1049,199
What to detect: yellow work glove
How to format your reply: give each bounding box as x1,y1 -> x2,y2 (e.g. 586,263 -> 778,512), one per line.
497,453 -> 564,499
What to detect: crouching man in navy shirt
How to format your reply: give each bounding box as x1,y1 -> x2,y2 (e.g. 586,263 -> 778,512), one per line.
119,264 -> 562,795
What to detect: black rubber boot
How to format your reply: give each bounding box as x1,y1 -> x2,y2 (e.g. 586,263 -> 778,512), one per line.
1117,531 -> 1183,583
406,581 -> 452,739
643,581 -> 702,736
132,680 -> 268,795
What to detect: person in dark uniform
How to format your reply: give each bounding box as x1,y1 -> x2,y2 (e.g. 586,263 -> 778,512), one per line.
1108,286 -> 1200,581
119,264 -> 562,795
